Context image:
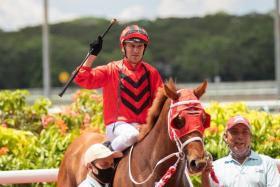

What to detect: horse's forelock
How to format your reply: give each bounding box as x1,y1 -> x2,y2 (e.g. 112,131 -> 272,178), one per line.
165,78 -> 177,93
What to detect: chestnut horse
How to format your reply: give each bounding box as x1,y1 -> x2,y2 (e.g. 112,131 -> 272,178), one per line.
57,132 -> 105,186
57,80 -> 210,187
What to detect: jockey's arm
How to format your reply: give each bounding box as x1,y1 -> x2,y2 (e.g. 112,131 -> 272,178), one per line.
83,55 -> 97,67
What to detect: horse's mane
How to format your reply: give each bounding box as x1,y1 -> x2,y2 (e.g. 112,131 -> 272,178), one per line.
137,79 -> 177,141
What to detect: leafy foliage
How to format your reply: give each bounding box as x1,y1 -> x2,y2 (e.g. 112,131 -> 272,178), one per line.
0,90 -> 50,133
0,89 -> 104,187
0,13 -> 274,89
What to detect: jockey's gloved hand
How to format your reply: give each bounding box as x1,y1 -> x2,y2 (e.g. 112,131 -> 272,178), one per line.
89,35 -> 103,56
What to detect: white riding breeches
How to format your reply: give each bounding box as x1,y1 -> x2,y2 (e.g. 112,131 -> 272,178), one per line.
106,121 -> 140,152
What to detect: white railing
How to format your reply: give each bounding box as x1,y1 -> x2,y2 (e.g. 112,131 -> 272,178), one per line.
0,159 -> 279,184
0,169 -> 58,184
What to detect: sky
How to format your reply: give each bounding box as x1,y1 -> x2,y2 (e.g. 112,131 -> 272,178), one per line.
0,0 -> 275,31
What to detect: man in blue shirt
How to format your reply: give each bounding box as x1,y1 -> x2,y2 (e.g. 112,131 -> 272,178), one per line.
201,115 -> 280,187
78,144 -> 123,187
276,159 -> 280,173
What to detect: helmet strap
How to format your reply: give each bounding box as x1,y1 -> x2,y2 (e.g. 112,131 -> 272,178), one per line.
143,44 -> 147,55
123,45 -> 128,58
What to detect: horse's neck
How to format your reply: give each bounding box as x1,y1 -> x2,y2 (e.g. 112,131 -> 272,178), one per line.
131,99 -> 188,185
141,100 -> 177,160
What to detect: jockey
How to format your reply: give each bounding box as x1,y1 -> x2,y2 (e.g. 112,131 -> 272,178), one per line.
74,24 -> 163,152
78,144 -> 123,187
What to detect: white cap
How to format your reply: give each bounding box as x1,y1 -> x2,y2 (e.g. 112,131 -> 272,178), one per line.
84,143 -> 123,166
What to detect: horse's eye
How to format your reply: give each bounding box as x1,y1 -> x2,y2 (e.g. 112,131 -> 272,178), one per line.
173,116 -> 185,129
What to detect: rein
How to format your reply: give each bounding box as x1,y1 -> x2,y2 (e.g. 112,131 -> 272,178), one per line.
128,135 -> 202,186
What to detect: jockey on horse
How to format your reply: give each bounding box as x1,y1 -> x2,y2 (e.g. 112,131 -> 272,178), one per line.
74,24 -> 163,185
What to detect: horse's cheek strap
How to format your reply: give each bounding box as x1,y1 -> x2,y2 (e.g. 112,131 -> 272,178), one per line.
204,112 -> 211,129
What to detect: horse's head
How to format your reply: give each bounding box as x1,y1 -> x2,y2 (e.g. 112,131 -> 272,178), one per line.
165,79 -> 210,175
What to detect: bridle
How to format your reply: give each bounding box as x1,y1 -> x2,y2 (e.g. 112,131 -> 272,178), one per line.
128,133 -> 202,187
128,90 -> 207,187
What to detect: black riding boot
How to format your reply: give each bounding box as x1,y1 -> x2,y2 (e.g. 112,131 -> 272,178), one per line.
102,141 -> 123,167
103,141 -> 114,151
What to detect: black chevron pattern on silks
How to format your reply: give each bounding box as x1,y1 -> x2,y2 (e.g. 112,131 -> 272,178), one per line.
120,71 -> 149,88
120,85 -> 150,102
121,96 -> 150,114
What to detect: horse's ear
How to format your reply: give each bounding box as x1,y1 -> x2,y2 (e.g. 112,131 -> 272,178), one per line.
164,78 -> 179,100
193,80 -> 208,99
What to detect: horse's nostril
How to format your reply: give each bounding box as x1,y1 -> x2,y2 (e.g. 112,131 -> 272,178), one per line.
189,160 -> 206,170
196,161 -> 206,170
189,160 -> 196,168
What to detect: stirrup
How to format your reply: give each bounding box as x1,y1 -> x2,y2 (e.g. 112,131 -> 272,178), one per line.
102,141 -> 123,168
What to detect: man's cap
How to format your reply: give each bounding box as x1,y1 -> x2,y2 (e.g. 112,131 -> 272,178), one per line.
226,115 -> 251,130
84,143 -> 123,166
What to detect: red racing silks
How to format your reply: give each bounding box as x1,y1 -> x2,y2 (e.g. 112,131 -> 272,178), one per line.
74,59 -> 163,125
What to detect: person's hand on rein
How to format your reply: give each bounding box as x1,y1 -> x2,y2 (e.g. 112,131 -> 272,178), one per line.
202,159 -> 213,176
201,159 -> 213,187
89,36 -> 103,56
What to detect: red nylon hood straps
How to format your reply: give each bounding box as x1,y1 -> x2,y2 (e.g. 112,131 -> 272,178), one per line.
167,91 -> 210,141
